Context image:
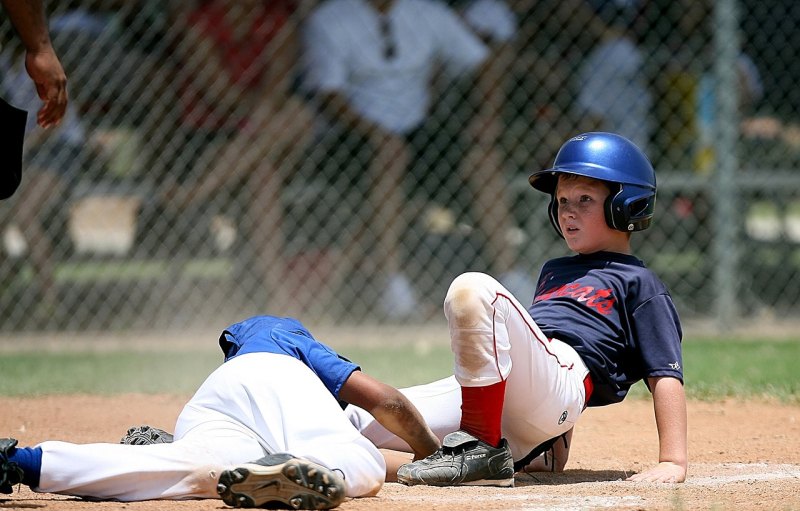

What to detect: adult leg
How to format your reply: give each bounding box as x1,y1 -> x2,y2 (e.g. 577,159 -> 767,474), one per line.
8,169 -> 65,305
369,133 -> 417,318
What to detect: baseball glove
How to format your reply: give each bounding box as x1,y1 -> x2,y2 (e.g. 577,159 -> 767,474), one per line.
120,425 -> 174,445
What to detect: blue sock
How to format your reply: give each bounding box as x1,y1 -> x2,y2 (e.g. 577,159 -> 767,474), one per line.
9,446 -> 42,488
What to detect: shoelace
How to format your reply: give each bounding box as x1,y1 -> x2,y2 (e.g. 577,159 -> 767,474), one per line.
0,458 -> 24,490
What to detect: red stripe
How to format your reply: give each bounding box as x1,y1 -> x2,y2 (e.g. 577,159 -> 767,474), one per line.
491,292 -> 575,371
491,301 -> 505,379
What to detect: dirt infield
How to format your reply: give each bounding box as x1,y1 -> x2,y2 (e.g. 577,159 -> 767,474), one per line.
2,396 -> 799,510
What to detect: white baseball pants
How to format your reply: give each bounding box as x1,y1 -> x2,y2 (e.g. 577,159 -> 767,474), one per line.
36,353 -> 385,501
349,272 -> 591,461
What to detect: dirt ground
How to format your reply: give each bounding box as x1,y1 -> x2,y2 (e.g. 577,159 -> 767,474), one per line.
2,396 -> 799,510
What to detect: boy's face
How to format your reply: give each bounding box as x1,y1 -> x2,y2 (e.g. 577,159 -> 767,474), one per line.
555,175 -> 632,255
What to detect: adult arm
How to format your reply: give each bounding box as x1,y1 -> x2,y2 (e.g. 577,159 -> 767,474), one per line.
1,0 -> 67,127
339,371 -> 440,462
627,376 -> 688,482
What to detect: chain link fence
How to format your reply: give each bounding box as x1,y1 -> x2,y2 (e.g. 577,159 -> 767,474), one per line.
1,0 -> 799,333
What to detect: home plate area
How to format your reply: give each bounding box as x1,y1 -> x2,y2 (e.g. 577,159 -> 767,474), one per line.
361,463 -> 800,510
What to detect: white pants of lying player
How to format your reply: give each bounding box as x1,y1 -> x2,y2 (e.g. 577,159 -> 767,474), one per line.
35,353 -> 385,501
349,271 -> 591,462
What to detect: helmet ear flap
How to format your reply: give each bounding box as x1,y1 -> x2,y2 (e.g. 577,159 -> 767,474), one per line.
606,184 -> 657,232
604,191 -> 619,231
548,195 -> 564,238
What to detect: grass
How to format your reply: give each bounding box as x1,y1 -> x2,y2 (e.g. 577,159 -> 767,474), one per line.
681,338 -> 800,402
0,351 -> 221,395
0,339 -> 798,402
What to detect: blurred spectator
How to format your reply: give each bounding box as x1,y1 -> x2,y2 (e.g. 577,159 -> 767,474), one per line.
572,0 -> 652,154
502,0 -> 610,180
454,0 -> 537,300
644,0 -> 707,170
1,0 -> 67,201
0,0 -> 67,129
164,0 -> 315,310
49,0 -> 184,181
0,39 -> 94,316
459,0 -> 515,45
304,0 -> 526,318
25,1 -> 184,195
645,0 -> 765,172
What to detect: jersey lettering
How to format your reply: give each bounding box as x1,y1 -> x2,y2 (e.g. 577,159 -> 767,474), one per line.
535,282 -> 616,315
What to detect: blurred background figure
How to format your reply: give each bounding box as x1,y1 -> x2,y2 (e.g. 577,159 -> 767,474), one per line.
0,0 -> 67,130
2,0 -> 800,333
571,0 -> 652,154
1,0 -> 68,201
159,0 -> 315,312
452,0 -> 537,302
0,36 -> 93,318
303,0 -> 530,319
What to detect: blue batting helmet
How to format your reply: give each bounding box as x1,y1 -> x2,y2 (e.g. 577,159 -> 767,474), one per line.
529,132 -> 657,236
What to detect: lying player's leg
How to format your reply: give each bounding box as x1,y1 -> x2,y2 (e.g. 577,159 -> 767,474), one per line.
1,434 -> 258,501
184,353 -> 386,500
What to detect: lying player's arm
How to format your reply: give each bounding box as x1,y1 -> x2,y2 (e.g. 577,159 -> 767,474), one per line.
628,376 -> 687,483
340,371 -> 441,461
520,428 -> 573,473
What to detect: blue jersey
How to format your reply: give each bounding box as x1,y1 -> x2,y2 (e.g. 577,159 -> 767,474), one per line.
219,315 -> 359,401
529,251 -> 683,407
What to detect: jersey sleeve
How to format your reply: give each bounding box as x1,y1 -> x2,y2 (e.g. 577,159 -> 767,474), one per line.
302,9 -> 348,93
271,327 -> 360,398
463,0 -> 517,44
631,293 -> 684,383
428,2 -> 489,77
219,315 -> 359,399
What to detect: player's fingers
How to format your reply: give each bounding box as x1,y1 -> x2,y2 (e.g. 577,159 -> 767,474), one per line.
36,87 -> 67,128
27,53 -> 68,128
627,472 -> 678,483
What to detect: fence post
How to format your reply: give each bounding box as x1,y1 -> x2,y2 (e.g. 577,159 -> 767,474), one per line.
712,0 -> 741,329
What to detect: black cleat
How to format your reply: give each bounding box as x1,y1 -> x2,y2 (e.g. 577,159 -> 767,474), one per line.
397,430 -> 514,487
0,438 -> 24,495
217,453 -> 346,509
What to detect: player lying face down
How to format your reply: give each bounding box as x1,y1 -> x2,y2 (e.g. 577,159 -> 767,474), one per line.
1,315 -> 441,510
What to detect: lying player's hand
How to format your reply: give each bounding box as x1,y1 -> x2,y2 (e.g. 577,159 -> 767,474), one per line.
627,461 -> 686,483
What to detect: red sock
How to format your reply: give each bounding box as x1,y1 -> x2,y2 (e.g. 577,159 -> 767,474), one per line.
459,380 -> 506,447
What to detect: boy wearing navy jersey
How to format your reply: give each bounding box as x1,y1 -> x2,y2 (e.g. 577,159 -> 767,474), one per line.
355,132 -> 687,486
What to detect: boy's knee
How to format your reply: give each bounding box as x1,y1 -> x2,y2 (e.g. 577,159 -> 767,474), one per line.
447,288 -> 483,328
445,272 -> 496,328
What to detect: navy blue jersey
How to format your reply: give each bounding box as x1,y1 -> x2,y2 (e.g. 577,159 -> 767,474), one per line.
219,315 -> 359,400
529,251 -> 683,407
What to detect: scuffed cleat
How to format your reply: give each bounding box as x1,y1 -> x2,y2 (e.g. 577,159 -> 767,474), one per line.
119,425 -> 174,445
397,430 -> 514,487
0,438 -> 24,494
217,453 -> 346,509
